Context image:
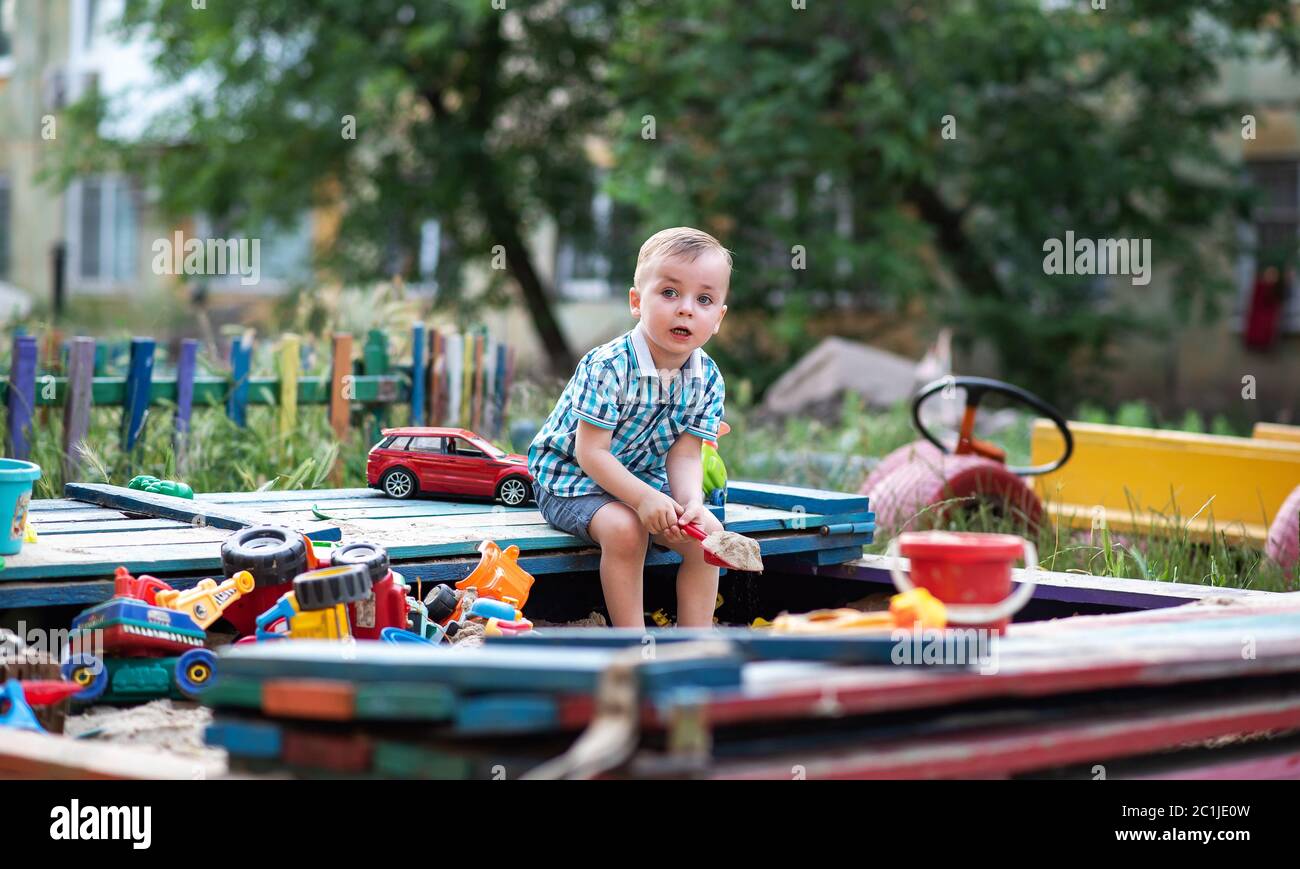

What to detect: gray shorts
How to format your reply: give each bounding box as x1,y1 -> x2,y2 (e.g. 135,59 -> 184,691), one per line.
536,481 -> 672,544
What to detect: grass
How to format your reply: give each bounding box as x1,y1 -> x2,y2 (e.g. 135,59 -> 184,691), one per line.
13,362 -> 1296,593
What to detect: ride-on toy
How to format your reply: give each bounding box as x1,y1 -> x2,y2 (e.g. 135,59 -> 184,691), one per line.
861,377 -> 1074,532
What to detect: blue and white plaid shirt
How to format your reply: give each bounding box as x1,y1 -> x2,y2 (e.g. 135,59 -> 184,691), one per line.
528,324 -> 726,497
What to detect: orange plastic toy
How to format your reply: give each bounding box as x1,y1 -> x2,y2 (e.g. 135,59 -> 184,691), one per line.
454,540 -> 535,617
770,588 -> 948,635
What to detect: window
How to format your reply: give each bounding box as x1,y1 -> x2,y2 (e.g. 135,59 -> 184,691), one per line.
1243,159 -> 1300,332
450,438 -> 486,459
199,212 -> 313,292
0,176 -> 10,281
67,176 -> 139,290
554,189 -> 641,300
0,0 -> 14,73
409,436 -> 443,452
388,436 -> 411,451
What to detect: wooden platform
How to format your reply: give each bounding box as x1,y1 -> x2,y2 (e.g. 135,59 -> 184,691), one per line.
0,481 -> 875,609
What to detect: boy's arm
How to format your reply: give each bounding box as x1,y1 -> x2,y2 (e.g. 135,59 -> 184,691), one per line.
574,420 -> 682,534
664,432 -> 708,544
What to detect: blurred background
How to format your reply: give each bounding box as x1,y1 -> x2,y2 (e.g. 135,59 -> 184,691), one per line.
0,0 -> 1298,586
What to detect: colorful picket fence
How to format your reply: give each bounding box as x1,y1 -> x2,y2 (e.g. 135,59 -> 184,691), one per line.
0,326 -> 517,477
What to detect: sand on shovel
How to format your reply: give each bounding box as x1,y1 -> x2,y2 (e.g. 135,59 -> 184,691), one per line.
703,530 -> 764,572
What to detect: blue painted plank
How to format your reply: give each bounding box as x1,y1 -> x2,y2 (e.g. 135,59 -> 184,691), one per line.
727,481 -> 869,513
227,334 -> 253,427
120,337 -> 155,451
218,640 -> 744,696
205,720 -> 283,758
174,338 -> 198,464
410,322 -> 427,426
454,695 -> 560,735
65,482 -> 306,532
496,628 -> 950,666
6,334 -> 37,459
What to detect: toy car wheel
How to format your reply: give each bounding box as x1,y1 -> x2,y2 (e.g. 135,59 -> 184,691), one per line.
496,476 -> 532,507
293,564 -> 373,611
423,584 -> 459,623
221,525 -> 308,586
332,541 -> 390,584
381,467 -> 418,500
61,654 -> 108,703
175,649 -> 218,698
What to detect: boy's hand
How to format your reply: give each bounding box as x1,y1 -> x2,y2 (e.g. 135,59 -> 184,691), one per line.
637,489 -> 684,535
666,499 -> 709,544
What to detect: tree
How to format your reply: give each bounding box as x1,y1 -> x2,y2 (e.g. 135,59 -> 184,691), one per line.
55,0 -> 631,374
603,0 -> 1300,399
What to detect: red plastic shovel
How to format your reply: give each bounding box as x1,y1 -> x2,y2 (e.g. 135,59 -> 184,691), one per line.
680,522 -> 764,572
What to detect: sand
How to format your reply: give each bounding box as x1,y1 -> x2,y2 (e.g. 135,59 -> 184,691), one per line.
64,699 -> 228,767
703,530 -> 764,572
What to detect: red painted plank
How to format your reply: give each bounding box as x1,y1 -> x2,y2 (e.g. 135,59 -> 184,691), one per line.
709,691 -> 1300,779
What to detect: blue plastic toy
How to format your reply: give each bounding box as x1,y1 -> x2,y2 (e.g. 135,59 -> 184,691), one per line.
0,680 -> 45,732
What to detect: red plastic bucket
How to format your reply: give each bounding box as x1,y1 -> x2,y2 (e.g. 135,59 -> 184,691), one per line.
888,531 -> 1037,634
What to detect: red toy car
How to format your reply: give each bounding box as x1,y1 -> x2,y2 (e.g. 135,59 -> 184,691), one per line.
367,427 -> 535,506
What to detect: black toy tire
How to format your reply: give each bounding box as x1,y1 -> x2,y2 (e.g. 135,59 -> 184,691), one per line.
220,525 -> 308,586
292,564 -> 373,611
332,541 -> 390,584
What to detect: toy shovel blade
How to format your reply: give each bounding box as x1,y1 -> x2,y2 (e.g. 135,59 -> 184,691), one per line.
680,522 -> 764,572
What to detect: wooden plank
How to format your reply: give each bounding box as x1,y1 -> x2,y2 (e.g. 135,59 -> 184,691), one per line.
707,689 -> 1300,780
227,332 -> 253,427
204,720 -> 282,759
410,322 -> 427,426
726,481 -> 870,514
493,341 -> 508,438
461,330 -> 472,427
119,337 -> 155,452
219,640 -> 744,695
6,333 -> 37,459
472,331 -> 485,432
0,372 -> 407,408
445,332 -> 462,428
278,333 -> 300,440
61,337 -> 95,480
501,345 -> 515,435
62,482 -> 339,537
428,329 -> 443,426
821,554 -> 1271,611
174,338 -> 198,472
329,333 -> 353,485
363,328 -> 389,445
0,727 -> 226,779
455,694 -> 561,735
262,678 -> 356,721
1254,421 -> 1300,444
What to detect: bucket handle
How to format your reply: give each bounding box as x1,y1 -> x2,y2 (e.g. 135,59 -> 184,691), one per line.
886,537 -> 1038,625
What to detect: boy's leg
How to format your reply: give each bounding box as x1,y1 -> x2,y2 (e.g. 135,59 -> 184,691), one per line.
588,501 -> 650,628
652,510 -> 724,628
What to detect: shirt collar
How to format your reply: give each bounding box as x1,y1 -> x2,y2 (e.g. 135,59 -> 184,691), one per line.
629,323 -> 703,379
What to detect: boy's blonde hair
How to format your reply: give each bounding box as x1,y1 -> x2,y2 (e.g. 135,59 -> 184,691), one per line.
634,226 -> 733,292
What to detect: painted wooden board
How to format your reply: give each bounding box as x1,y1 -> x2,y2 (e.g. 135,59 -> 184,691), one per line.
821,554 -> 1271,609
62,482 -> 337,538
217,640 -> 745,695
726,481 -> 870,513
0,727 -> 226,780
496,628 -> 970,666
704,688 -> 1300,780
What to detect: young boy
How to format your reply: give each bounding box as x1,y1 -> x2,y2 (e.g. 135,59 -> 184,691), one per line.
528,227 -> 730,628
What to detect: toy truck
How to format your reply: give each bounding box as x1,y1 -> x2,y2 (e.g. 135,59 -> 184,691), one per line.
61,568 -> 254,705
254,564 -> 373,640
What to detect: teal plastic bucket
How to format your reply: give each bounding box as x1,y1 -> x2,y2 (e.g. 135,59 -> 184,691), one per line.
0,459 -> 41,556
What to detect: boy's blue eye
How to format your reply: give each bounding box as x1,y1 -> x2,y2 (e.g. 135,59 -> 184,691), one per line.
662,288 -> 678,297
698,295 -> 713,306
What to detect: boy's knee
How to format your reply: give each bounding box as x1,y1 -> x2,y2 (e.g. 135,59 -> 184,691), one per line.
696,511 -> 724,535
591,503 -> 647,553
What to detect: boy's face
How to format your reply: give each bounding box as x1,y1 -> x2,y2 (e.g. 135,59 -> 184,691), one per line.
629,251 -> 729,360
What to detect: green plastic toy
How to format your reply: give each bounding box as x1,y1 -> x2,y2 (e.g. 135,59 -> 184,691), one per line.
128,475 -> 195,499
702,441 -> 727,506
